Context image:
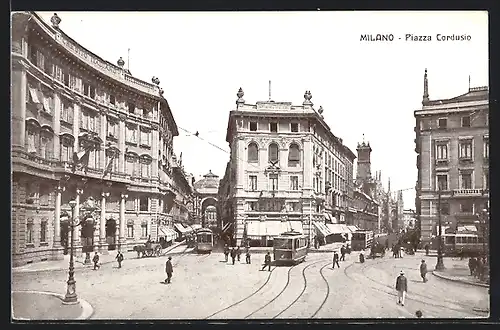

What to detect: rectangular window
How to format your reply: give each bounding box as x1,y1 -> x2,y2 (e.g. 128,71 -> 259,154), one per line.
140,129 -> 150,146
484,172 -> 489,190
29,45 -> 37,64
63,72 -> 70,87
459,140 -> 473,159
126,199 -> 135,211
437,174 -> 448,191
141,224 -> 148,238
109,94 -> 116,105
269,174 -> 278,191
26,222 -> 34,244
43,56 -> 53,76
249,201 -> 258,211
249,122 -> 257,131
36,50 -> 44,69
484,138 -> 489,159
39,184 -> 50,206
438,118 -> 447,129
436,143 -> 448,160
460,172 -> 472,189
461,116 -> 471,127
270,122 -> 278,133
291,123 -> 299,132
249,175 -> 257,191
128,102 -> 136,114
139,197 -> 149,211
126,125 -> 137,143
40,220 -> 47,243
126,157 -> 135,176
107,120 -> 118,138
460,201 -> 473,213
290,176 -> 299,190
127,225 -> 134,238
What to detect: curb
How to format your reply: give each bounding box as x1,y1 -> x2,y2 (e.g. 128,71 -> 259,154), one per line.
12,290 -> 94,320
432,271 -> 489,288
13,242 -> 186,274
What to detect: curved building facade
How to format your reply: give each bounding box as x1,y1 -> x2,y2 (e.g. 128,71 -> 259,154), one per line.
11,12 -> 191,266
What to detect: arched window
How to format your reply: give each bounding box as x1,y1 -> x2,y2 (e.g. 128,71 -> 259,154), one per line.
288,143 -> 300,167
25,123 -> 39,153
39,129 -> 53,159
268,143 -> 279,163
140,155 -> 152,177
125,153 -> 138,176
248,143 -> 259,163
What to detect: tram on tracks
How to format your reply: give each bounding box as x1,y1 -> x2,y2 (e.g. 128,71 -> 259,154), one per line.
195,228 -> 214,254
443,232 -> 487,257
351,230 -> 374,251
273,231 -> 308,265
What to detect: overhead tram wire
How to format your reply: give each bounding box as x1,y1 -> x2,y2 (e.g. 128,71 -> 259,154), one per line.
176,126 -> 262,172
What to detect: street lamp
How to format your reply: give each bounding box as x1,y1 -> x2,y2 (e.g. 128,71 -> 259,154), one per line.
64,199 -> 95,304
435,187 -> 445,271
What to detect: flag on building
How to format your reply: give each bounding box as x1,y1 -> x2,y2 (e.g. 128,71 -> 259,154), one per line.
72,146 -> 92,172
102,153 -> 116,178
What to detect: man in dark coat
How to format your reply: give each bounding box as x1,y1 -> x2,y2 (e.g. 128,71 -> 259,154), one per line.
116,251 -> 124,269
395,270 -> 408,306
165,256 -> 173,284
230,248 -> 237,265
262,252 -> 271,271
332,251 -> 340,269
420,259 -> 428,282
468,257 -> 476,276
385,239 -> 389,251
92,252 -> 100,270
340,245 -> 346,261
424,243 -> 430,256
224,245 -> 229,262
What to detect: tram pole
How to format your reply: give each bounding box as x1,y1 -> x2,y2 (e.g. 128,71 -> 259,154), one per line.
435,188 -> 445,271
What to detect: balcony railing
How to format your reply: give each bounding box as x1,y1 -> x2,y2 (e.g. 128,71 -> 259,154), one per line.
452,189 -> 484,197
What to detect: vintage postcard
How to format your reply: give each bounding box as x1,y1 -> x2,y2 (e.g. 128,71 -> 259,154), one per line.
11,10 -> 489,321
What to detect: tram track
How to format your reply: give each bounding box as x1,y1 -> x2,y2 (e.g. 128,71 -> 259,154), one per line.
342,258 -> 486,316
310,262 -> 331,318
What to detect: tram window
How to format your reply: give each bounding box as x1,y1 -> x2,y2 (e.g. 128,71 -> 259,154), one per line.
467,237 -> 473,244
478,237 -> 484,243
274,239 -> 292,249
445,236 -> 454,244
472,237 -> 478,243
294,239 -> 300,249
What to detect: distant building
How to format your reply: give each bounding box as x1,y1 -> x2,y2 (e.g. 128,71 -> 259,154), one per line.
219,88 -> 356,247
192,170 -> 220,231
414,69 -> 489,244
402,209 -> 417,231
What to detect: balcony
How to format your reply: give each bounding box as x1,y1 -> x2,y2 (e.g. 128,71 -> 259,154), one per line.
452,189 -> 484,197
435,159 -> 449,166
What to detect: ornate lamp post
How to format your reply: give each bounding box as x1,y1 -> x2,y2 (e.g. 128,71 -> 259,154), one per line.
63,198 -> 97,304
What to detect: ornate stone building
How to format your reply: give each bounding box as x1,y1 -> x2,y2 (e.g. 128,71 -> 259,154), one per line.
11,12 -> 191,266
219,88 -> 356,247
192,170 -> 220,231
414,69 -> 489,244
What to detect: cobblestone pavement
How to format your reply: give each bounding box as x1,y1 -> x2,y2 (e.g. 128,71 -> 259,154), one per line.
12,246 -> 488,319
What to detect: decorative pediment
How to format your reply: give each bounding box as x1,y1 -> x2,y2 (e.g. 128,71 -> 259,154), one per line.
264,163 -> 281,176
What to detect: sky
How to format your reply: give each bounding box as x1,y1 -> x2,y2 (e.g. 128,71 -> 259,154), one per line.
37,11 -> 488,209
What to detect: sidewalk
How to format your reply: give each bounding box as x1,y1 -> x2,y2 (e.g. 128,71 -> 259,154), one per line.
431,258 -> 489,288
12,241 -> 185,274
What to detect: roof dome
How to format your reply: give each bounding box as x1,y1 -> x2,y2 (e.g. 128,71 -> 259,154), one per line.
193,170 -> 220,192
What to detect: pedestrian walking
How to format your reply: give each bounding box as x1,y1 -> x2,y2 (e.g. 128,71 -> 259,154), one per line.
399,245 -> 404,258
230,247 -> 237,265
245,247 -> 251,264
477,257 -> 484,281
262,252 -> 271,271
424,243 -> 430,256
165,256 -> 173,284
420,259 -> 428,283
468,257 -> 476,276
385,239 -> 389,251
332,251 -> 340,269
395,270 -> 408,306
340,245 -> 346,261
92,252 -> 100,270
236,246 -> 241,262
224,244 -> 229,262
116,251 -> 124,269
314,236 -> 319,249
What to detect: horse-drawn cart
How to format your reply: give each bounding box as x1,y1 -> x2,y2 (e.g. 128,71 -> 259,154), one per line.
369,242 -> 386,259
133,241 -> 162,258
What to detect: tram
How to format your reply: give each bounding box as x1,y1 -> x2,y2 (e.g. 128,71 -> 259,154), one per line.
351,231 -> 374,251
273,231 -> 308,265
443,232 -> 487,257
195,228 -> 214,254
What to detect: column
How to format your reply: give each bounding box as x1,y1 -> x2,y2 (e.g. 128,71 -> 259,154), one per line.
118,114 -> 126,173
73,99 -> 81,152
100,191 -> 110,253
53,91 -> 61,160
151,128 -> 159,177
119,192 -> 128,249
100,110 -> 107,169
73,187 -> 83,254
11,62 -> 27,148
53,185 -> 64,247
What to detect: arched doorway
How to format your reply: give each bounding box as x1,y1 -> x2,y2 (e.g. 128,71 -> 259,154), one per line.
106,218 -> 117,250
81,217 -> 95,253
60,211 -> 70,255
201,197 -> 218,229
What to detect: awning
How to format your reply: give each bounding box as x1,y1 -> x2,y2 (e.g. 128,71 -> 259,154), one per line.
182,224 -> 194,234
347,225 -> 359,233
246,221 -> 293,238
191,224 -> 202,231
313,221 -> 332,237
326,223 -> 351,234
174,223 -> 187,234
458,225 -> 478,232
246,221 -> 266,239
158,227 -> 177,241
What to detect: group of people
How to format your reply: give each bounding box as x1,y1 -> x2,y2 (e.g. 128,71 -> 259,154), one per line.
90,251 -> 125,270
223,244 -> 252,265
392,243 -> 404,258
468,256 -> 488,281
332,245 -> 349,268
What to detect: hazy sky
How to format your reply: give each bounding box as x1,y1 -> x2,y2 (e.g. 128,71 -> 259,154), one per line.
37,11 -> 488,209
